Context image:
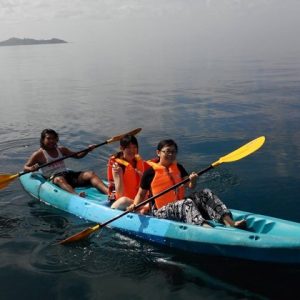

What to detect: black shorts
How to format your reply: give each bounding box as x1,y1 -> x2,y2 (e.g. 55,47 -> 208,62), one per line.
51,170 -> 83,188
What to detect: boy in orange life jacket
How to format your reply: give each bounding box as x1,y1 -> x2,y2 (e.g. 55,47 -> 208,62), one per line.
107,134 -> 150,210
128,139 -> 246,228
24,129 -> 108,197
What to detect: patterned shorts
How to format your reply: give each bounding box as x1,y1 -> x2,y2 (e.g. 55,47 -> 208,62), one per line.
153,188 -> 231,225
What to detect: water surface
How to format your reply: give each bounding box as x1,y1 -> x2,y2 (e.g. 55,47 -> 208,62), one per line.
0,41 -> 300,299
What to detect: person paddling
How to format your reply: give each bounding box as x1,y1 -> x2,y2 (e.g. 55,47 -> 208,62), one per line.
128,139 -> 246,228
24,129 -> 108,197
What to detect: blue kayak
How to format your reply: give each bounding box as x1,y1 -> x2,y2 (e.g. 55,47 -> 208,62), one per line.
20,172 -> 300,264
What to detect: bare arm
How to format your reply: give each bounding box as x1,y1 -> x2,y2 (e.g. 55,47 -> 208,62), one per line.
187,172 -> 198,189
127,187 -> 148,211
60,145 -> 96,159
112,163 -> 124,196
23,150 -> 46,172
182,172 -> 198,190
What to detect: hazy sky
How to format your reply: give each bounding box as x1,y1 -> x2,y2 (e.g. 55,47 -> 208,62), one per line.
1,0 -> 299,53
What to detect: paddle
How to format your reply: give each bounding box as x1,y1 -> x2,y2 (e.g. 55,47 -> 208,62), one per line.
0,128 -> 142,190
59,136 -> 265,244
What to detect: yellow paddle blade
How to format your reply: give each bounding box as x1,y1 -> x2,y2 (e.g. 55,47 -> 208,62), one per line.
212,136 -> 265,167
0,173 -> 19,190
59,224 -> 101,244
106,128 -> 142,144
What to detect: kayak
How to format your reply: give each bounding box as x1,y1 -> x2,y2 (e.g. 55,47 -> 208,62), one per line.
20,172 -> 300,264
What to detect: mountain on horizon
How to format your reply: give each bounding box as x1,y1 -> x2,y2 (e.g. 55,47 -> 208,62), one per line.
0,37 -> 68,47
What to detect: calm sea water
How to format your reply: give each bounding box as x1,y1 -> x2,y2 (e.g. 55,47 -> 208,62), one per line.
0,41 -> 300,300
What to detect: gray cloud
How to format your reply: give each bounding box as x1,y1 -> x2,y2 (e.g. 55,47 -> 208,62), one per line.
0,0 -> 187,21
1,0 -> 292,22
0,0 -> 299,51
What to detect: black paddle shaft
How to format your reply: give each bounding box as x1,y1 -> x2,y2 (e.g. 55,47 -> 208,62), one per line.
100,165 -> 214,228
18,141 -> 107,177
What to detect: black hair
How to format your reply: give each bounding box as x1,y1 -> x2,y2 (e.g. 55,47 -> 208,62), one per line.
112,134 -> 139,158
120,135 -> 139,149
157,139 -> 178,152
40,129 -> 59,148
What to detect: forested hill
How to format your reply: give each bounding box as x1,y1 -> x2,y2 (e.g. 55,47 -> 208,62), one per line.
0,37 -> 67,47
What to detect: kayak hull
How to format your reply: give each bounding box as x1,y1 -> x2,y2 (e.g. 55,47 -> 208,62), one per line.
20,173 -> 300,264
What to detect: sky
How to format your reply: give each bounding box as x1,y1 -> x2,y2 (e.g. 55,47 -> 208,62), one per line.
0,0 -> 300,53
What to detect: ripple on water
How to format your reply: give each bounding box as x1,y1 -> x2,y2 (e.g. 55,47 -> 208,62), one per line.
29,241 -> 92,274
0,216 -> 22,238
59,230 -> 157,278
0,138 -> 34,154
197,168 -> 240,194
29,228 -> 157,277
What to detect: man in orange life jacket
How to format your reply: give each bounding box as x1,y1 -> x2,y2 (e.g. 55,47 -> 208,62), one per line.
107,134 -> 149,210
24,129 -> 108,197
128,139 -> 246,228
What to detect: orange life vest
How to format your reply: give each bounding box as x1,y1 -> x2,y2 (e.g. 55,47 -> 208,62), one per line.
147,161 -> 185,209
107,154 -> 148,200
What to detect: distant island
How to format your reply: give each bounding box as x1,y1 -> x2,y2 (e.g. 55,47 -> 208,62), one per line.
0,37 -> 67,47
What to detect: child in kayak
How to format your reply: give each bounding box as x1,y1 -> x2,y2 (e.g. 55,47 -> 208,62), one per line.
128,139 -> 246,228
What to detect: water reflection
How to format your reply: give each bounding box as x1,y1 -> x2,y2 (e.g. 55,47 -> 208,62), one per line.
0,41 -> 300,299
0,216 -> 21,238
166,252 -> 299,300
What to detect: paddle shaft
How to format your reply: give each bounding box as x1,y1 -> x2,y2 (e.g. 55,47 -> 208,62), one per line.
18,141 -> 107,177
58,136 -> 265,244
18,127 -> 142,178
99,165 -> 214,229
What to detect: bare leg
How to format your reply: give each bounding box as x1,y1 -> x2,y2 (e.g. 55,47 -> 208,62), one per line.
191,189 -> 246,228
78,171 -> 109,194
223,214 -> 247,229
111,196 -> 133,210
53,176 -> 85,197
